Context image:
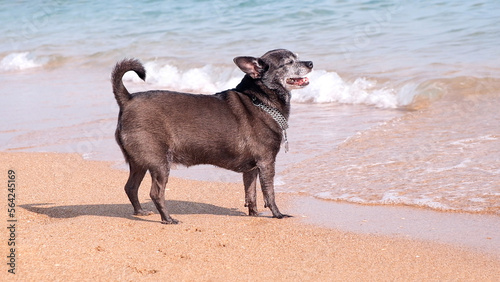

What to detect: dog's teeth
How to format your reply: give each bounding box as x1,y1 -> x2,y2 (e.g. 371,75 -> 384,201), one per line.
286,77 -> 309,86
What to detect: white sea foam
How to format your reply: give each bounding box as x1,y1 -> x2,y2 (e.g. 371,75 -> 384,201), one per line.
0,52 -> 42,71
425,158 -> 471,173
315,191 -> 368,204
450,135 -> 498,148
292,70 -> 399,108
315,190 -> 456,212
124,61 -> 242,94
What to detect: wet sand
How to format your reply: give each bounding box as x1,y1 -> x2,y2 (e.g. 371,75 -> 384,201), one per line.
293,196 -> 500,256
2,152 -> 499,280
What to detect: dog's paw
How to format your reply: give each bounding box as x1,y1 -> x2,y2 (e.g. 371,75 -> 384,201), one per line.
272,213 -> 293,219
248,211 -> 259,217
161,218 -> 180,225
247,207 -> 259,217
134,209 -> 154,216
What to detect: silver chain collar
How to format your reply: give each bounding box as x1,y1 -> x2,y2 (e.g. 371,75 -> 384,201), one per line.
250,96 -> 289,153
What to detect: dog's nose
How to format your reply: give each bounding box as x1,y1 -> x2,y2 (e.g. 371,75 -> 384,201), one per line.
305,61 -> 313,69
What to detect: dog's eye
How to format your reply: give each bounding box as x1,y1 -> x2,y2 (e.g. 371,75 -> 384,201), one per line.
280,60 -> 293,68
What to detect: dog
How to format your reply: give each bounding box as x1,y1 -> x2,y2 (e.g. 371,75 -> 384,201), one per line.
111,49 -> 313,224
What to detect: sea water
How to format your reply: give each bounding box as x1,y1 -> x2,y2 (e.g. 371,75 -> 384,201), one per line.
1,0 -> 499,214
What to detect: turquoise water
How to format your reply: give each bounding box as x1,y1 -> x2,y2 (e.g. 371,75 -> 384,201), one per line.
2,1 -> 499,74
1,0 -> 499,214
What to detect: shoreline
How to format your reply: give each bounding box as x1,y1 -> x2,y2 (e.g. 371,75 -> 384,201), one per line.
291,196 -> 500,257
2,151 -> 499,280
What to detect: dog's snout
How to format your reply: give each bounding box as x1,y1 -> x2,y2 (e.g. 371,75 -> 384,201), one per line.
303,61 -> 313,69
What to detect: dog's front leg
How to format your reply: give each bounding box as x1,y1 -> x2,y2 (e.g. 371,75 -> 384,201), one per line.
257,162 -> 290,219
243,169 -> 259,216
149,167 -> 179,224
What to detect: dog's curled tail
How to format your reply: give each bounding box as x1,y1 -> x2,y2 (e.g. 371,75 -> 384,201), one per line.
111,58 -> 146,108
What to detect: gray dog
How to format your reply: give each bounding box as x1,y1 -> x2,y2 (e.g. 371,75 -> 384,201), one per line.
111,49 -> 313,224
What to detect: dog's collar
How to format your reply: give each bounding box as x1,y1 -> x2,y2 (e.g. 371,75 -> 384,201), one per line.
250,95 -> 289,153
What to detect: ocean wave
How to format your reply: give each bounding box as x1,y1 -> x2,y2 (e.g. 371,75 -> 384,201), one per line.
125,61 -> 243,94
124,61 -> 406,108
313,190 -> 488,214
0,52 -> 42,71
292,70 -> 399,108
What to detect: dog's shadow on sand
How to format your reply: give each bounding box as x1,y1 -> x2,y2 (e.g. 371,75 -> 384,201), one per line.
20,200 -> 246,223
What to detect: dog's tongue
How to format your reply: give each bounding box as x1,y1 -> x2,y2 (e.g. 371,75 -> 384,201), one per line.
287,77 -> 309,86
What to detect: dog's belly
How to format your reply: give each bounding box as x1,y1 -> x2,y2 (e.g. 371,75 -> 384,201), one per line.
172,148 -> 256,173
168,131 -> 256,172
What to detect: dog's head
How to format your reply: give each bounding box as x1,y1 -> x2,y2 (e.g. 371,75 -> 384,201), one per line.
234,49 -> 313,92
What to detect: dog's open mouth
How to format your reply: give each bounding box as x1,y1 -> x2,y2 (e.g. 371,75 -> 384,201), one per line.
286,77 -> 309,87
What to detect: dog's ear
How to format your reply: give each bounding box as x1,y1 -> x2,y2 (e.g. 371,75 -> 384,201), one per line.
233,56 -> 267,79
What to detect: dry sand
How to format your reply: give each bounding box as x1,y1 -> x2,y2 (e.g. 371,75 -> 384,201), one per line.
2,152 -> 499,281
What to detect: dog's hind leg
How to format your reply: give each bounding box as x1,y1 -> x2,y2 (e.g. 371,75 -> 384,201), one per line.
149,164 -> 179,224
243,168 -> 259,216
124,161 -> 151,216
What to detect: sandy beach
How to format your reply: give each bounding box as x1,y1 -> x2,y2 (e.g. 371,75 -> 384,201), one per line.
2,1 -> 500,280
1,151 -> 499,280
